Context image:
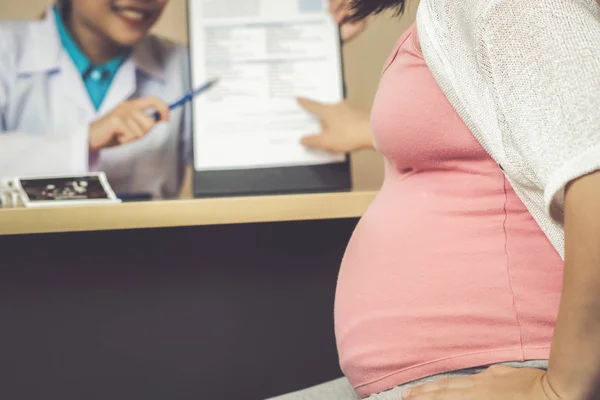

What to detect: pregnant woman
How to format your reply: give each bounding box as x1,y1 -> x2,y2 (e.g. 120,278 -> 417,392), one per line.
286,0 -> 600,399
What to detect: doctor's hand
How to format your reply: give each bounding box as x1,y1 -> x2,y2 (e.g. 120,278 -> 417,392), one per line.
89,97 -> 170,152
329,0 -> 368,42
298,98 -> 374,153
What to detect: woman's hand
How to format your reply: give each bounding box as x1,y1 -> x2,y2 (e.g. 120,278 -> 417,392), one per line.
89,97 -> 169,152
298,98 -> 374,153
329,0 -> 367,42
402,366 -> 563,400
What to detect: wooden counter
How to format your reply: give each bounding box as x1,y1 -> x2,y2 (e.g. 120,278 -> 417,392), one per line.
0,190 -> 377,236
0,191 -> 375,399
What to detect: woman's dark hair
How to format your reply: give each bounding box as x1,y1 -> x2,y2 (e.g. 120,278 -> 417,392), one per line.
346,0 -> 406,22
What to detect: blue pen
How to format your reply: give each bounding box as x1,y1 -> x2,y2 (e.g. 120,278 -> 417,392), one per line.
153,78 -> 219,121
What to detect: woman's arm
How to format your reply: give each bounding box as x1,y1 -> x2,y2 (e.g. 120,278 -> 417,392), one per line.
548,171 -> 600,399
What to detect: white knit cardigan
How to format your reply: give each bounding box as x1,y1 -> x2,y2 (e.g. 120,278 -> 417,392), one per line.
416,0 -> 600,259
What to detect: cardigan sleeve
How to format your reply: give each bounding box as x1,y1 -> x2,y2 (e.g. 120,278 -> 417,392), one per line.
476,0 -> 600,222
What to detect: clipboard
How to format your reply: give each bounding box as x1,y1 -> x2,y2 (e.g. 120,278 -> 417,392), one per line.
187,0 -> 352,197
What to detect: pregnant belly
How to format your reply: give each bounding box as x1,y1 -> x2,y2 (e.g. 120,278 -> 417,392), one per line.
333,175 -> 529,392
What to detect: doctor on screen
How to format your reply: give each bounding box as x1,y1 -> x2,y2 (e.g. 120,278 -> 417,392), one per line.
0,0 -> 190,198
0,0 -> 366,199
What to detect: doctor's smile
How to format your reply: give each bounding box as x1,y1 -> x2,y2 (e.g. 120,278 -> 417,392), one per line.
67,0 -> 168,60
110,3 -> 161,26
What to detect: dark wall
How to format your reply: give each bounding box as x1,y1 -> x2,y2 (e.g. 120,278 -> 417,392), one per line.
0,218 -> 358,400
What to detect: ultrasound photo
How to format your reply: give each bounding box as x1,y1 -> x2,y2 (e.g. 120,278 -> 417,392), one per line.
20,176 -> 110,202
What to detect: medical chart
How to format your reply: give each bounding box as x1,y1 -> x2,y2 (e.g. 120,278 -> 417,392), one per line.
188,0 -> 345,170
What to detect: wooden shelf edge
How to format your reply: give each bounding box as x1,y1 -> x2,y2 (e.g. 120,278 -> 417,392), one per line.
0,191 -> 377,236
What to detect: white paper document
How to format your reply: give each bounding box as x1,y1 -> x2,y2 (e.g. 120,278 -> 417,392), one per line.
188,0 -> 346,171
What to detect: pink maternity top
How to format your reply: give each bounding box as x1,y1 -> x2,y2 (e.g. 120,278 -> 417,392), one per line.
334,23 -> 564,398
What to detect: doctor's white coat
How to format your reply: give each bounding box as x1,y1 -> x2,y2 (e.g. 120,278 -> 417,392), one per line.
0,9 -> 192,198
